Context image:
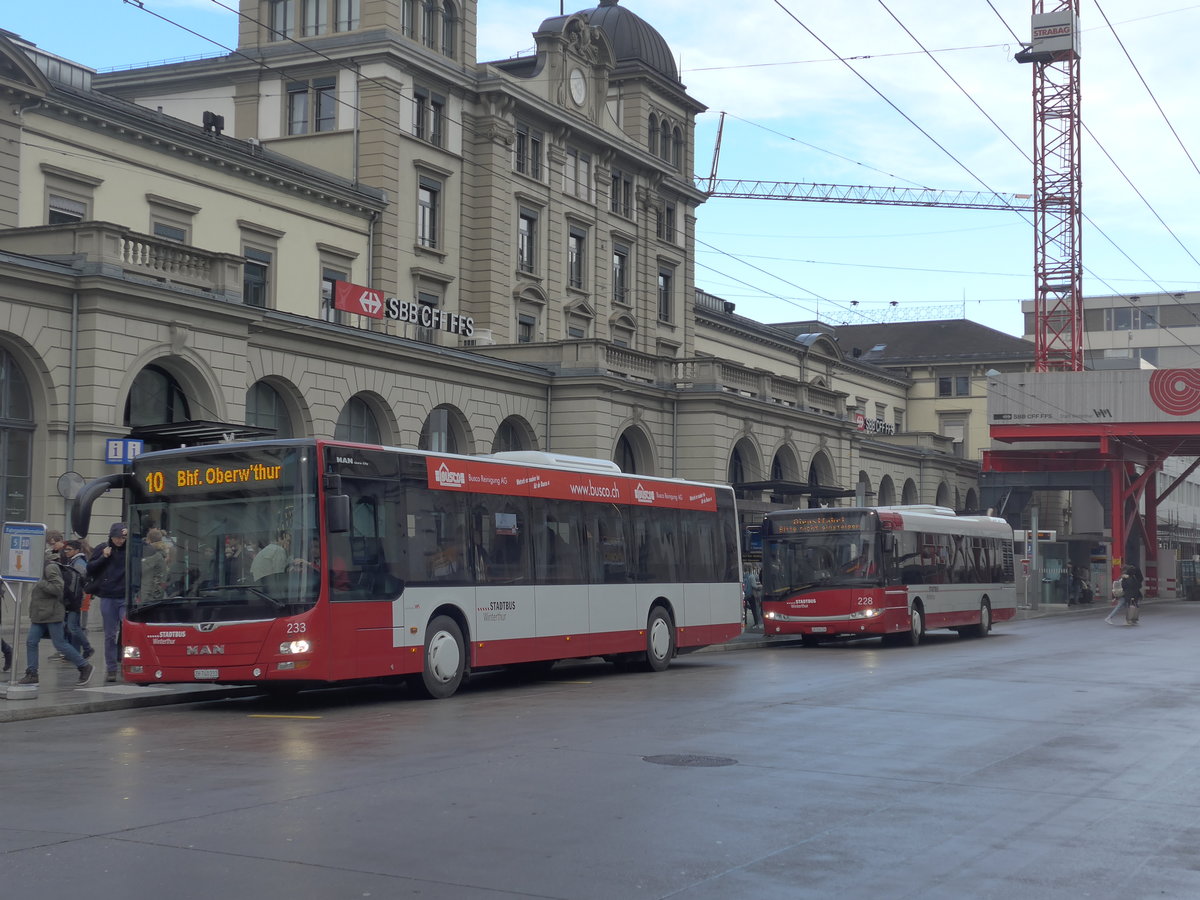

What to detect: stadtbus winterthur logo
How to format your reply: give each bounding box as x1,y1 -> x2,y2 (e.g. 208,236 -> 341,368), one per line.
434,462 -> 466,487
1149,369 -> 1200,416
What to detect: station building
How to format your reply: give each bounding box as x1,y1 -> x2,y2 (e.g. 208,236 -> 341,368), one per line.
1,2 -> 997,538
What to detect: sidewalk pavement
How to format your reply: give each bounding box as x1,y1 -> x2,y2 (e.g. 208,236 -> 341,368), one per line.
0,598 -> 1164,723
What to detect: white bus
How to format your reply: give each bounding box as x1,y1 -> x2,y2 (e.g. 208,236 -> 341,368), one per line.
760,505 -> 1016,646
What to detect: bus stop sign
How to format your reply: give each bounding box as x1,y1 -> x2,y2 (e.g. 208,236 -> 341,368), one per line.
2,521 -> 46,583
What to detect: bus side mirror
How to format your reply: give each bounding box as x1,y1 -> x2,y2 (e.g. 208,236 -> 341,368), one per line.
881,532 -> 895,554
327,494 -> 350,533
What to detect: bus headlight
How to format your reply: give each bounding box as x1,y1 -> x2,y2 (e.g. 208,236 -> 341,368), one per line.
849,608 -> 881,620
279,639 -> 312,655
123,646 -> 141,659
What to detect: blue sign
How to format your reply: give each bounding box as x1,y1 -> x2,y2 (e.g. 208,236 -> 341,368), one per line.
2,521 -> 47,583
105,438 -> 144,465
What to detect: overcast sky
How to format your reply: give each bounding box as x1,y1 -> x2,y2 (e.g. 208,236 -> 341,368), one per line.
7,0 -> 1199,336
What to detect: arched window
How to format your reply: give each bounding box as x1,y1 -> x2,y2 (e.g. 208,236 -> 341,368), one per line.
647,114 -> 659,156
492,417 -> 529,453
672,126 -> 684,170
441,0 -> 457,57
246,381 -> 294,439
335,395 -> 381,444
660,119 -> 672,164
0,348 -> 34,520
615,433 -> 638,474
125,364 -> 190,428
421,0 -> 437,49
419,406 -> 461,454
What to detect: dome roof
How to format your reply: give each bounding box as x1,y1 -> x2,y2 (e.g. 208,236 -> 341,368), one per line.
548,1 -> 678,83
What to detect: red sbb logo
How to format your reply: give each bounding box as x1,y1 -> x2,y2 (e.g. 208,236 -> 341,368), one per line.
1149,369 -> 1200,416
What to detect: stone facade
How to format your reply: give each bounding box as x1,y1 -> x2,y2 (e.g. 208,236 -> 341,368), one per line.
0,6 -> 985,540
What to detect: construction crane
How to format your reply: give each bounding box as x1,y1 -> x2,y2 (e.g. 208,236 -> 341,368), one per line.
700,111 -> 1034,212
1016,0 -> 1083,373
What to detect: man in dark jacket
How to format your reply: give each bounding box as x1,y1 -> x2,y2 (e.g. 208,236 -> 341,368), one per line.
16,541 -> 94,685
88,522 -> 129,683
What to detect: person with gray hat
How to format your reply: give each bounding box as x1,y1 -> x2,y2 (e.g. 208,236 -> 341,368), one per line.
87,522 -> 129,683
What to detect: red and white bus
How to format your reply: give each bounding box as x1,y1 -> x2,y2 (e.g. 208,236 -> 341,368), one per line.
760,506 -> 1015,645
73,440 -> 743,697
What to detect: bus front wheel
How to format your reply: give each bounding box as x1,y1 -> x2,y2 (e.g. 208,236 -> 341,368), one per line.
890,606 -> 923,647
415,615 -> 466,699
645,606 -> 676,672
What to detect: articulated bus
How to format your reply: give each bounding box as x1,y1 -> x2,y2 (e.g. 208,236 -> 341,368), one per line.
760,506 -> 1015,646
72,440 -> 743,698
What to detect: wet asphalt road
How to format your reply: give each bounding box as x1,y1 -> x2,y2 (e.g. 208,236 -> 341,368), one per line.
4,603 -> 1200,899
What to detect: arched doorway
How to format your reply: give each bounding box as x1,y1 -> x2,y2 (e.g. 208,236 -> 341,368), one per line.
0,347 -> 34,520
419,404 -> 470,455
878,475 -> 896,507
902,478 -> 919,505
614,426 -> 654,475
336,395 -> 382,444
492,416 -> 537,453
246,379 -> 297,439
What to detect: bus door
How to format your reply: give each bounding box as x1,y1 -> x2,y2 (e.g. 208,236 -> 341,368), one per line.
582,502 -> 637,655
530,498 -> 591,659
325,477 -> 408,680
470,496 -> 535,665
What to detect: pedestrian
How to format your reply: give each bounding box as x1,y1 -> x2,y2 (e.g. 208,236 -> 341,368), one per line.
87,522 -> 129,683
15,538 -> 95,686
1105,565 -> 1139,626
1,601 -> 12,674
61,540 -> 95,659
138,528 -> 169,605
1124,564 -> 1143,625
742,564 -> 762,629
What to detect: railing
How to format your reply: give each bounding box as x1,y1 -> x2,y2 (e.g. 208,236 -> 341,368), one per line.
474,340 -> 849,423
0,222 -> 244,301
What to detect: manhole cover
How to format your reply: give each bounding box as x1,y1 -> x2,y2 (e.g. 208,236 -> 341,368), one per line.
643,754 -> 737,768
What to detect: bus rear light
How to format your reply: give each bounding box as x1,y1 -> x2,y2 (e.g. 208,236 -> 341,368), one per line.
279,639 -> 312,655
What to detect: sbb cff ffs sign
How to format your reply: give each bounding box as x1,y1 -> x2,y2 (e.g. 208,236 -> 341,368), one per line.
332,280 -> 475,337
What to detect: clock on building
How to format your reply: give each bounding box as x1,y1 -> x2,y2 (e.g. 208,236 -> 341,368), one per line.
569,68 -> 587,105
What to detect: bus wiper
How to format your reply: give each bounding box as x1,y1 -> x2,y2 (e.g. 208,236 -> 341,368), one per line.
132,595 -> 190,613
772,582 -> 817,595
197,584 -> 288,609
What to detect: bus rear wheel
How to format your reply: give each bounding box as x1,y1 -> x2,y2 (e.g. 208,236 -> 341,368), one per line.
414,615 -> 466,699
644,606 -> 676,672
965,601 -> 991,638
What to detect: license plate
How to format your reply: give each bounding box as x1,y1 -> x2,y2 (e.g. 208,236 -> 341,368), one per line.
193,669 -> 219,680
811,627 -> 827,633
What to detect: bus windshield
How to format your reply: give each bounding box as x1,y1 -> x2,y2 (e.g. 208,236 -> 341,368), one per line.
127,445 -> 318,624
762,510 -> 880,596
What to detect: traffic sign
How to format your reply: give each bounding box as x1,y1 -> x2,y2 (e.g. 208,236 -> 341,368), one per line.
2,521 -> 47,583
105,438 -> 144,464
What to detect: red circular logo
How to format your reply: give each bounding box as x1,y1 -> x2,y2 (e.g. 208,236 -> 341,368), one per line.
1149,369 -> 1200,416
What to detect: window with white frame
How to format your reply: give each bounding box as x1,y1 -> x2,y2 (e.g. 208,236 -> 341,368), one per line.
43,166 -> 101,226
568,226 -> 587,290
422,0 -> 437,49
441,0 -> 457,57
320,264 -> 349,324
417,176 -> 441,249
515,123 -> 543,179
243,246 -> 273,308
412,85 -> 445,146
334,0 -> 360,31
564,148 -> 592,202
301,0 -> 328,36
657,264 -> 675,323
518,208 -> 538,274
612,242 -> 630,305
269,0 -> 296,39
610,169 -> 633,218
287,76 -> 337,134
